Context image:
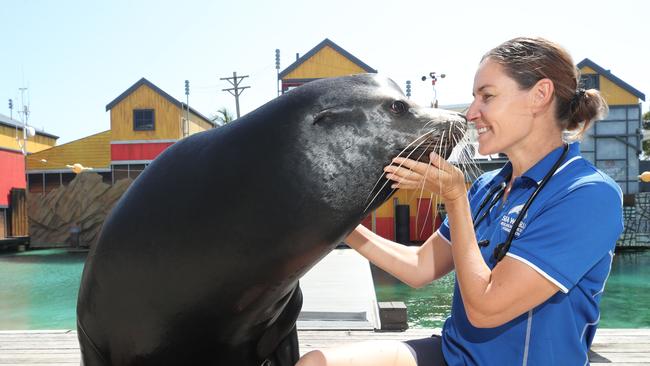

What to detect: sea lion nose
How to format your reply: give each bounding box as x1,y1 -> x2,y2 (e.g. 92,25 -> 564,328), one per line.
454,112 -> 468,128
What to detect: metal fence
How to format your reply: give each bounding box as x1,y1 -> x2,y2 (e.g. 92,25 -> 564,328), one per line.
618,192 -> 650,248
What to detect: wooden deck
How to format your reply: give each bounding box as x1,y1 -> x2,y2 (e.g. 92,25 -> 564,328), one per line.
0,328 -> 648,365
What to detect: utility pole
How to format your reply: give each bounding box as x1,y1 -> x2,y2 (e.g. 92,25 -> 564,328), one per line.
184,80 -> 190,137
220,72 -> 250,119
275,49 -> 281,96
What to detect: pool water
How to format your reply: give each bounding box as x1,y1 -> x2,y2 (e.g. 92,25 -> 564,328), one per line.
0,249 -> 86,330
0,249 -> 648,329
373,250 -> 650,328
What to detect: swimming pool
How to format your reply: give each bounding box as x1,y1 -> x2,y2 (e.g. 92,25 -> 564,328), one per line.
0,249 -> 648,329
374,250 -> 650,328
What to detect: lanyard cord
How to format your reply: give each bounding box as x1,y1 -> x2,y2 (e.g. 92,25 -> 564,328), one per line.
472,179 -> 509,229
493,143 -> 570,263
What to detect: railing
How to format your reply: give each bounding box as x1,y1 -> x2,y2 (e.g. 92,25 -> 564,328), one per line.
618,192 -> 650,248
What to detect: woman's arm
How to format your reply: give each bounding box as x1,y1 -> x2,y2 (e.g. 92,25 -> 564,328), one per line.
346,224 -> 454,288
443,197 -> 559,328
385,154 -> 559,328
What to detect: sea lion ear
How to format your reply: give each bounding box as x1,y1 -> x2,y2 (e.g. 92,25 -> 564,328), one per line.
312,107 -> 344,125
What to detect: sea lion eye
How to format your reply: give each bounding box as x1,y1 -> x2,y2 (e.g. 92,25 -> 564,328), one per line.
390,101 -> 407,114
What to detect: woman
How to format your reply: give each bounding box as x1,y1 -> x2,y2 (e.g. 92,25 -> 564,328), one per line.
296,37 -> 623,366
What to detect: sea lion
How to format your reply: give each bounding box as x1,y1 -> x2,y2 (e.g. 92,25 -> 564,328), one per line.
76,73 -> 466,365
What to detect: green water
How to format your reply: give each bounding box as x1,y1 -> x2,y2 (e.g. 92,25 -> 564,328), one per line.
0,249 -> 648,329
0,249 -> 86,330
373,250 -> 650,329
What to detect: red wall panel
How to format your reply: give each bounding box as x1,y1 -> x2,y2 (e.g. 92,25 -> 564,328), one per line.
414,199 -> 434,241
111,142 -> 174,161
375,217 -> 394,241
0,150 -> 26,207
361,214 -> 372,230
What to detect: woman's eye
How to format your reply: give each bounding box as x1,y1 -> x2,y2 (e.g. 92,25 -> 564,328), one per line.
482,94 -> 493,101
390,101 -> 408,114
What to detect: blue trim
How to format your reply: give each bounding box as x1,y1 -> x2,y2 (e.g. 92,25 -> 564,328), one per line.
278,38 -> 377,79
105,78 -> 216,127
577,58 -> 645,101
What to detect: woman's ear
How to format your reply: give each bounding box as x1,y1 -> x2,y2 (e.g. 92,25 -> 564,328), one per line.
530,78 -> 555,111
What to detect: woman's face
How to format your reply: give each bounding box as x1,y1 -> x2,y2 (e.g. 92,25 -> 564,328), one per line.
466,59 -> 535,156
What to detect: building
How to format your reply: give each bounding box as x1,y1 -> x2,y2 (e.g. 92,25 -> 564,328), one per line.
577,58 -> 646,196
279,38 -> 377,93
0,113 -> 58,241
26,78 -> 215,192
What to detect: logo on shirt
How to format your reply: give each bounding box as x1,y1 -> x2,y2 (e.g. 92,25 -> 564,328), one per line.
500,204 -> 527,237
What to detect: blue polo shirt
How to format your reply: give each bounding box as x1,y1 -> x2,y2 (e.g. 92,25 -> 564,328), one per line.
437,142 -> 623,366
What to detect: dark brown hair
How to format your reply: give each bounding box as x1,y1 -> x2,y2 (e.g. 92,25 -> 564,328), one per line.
482,37 -> 608,139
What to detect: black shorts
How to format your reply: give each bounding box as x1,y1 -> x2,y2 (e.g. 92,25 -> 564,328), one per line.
403,335 -> 447,366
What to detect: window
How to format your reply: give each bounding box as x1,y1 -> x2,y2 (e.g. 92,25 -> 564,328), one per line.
579,74 -> 599,90
128,164 -> 146,179
134,109 -> 155,131
113,164 -> 129,182
28,174 -> 44,193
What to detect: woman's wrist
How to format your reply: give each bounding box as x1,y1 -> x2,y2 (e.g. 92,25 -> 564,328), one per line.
443,194 -> 469,212
345,225 -> 371,251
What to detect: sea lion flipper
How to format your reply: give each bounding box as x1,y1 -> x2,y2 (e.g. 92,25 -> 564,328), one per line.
77,320 -> 108,365
256,285 -> 303,365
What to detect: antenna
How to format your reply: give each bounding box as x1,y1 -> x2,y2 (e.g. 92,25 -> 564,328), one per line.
17,87 -> 31,155
421,72 -> 446,108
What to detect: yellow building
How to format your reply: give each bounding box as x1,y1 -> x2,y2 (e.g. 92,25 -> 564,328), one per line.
0,114 -> 58,154
279,38 -> 377,93
26,78 -> 215,193
0,113 -> 57,240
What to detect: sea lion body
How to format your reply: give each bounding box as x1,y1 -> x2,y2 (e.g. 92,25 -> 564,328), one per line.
77,74 -> 465,365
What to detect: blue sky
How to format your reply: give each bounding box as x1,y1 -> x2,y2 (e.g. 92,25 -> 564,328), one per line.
2,0 -> 648,144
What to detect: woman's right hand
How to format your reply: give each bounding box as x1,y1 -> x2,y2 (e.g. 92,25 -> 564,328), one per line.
384,152 -> 467,204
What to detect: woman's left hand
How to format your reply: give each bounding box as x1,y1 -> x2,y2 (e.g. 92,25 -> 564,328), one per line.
384,152 -> 467,202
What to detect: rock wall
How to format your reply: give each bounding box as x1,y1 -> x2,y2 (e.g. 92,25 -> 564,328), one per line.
27,172 -> 132,247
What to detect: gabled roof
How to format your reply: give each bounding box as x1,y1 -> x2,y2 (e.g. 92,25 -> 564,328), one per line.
279,38 -> 377,79
577,58 -> 645,101
105,78 -> 216,126
0,113 -> 59,139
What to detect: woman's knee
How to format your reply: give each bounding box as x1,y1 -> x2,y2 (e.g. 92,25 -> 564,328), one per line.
295,350 -> 326,366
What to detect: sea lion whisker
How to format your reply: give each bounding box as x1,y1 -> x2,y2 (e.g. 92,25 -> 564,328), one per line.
417,192 -> 435,240
414,131 -> 442,230
365,129 -> 436,206
366,128 -> 434,203
364,136 -> 432,213
409,134 -> 437,209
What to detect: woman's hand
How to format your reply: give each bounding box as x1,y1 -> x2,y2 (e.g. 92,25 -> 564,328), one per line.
384,152 -> 467,203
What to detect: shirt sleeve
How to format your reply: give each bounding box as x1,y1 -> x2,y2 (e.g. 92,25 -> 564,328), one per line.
506,181 -> 623,293
437,173 -> 490,245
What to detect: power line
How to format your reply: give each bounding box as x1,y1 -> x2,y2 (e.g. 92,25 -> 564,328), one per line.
220,72 -> 250,119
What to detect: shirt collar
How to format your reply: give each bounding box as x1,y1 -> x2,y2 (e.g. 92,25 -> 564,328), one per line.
492,142 -> 581,187
522,142 -> 580,185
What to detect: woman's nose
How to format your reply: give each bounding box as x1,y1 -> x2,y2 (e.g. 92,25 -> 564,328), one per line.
465,102 -> 480,122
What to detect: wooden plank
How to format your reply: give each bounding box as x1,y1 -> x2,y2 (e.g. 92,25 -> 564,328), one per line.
0,329 -> 648,364
298,249 -> 379,329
